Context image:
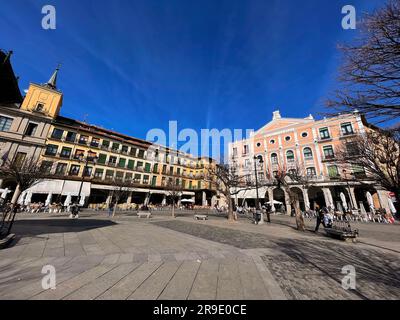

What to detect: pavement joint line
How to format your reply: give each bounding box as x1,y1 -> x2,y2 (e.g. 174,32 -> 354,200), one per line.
27,258 -> 106,300
126,261 -> 165,300
156,261 -> 184,300
93,262 -> 143,300
60,263 -> 122,300
186,260 -> 202,300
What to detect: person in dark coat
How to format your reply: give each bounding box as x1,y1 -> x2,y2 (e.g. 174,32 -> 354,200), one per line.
314,207 -> 326,232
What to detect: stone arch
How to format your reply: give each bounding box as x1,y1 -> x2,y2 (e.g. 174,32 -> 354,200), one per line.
273,188 -> 286,213
290,187 -> 305,211
308,186 -> 326,210
330,186 -> 351,212
354,185 -> 379,213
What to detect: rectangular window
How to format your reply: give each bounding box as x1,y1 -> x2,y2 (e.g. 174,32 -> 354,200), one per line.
111,142 -> 120,151
161,177 -> 166,186
97,153 -> 107,164
102,140 -> 110,149
83,166 -> 93,177
143,175 -> 149,184
105,170 -> 114,180
197,181 -> 201,189
69,165 -> 80,176
243,145 -> 249,155
51,128 -> 64,140
182,179 -> 186,188
130,147 -> 137,157
152,176 -> 157,186
115,171 -> 124,181
162,164 -> 167,174
94,168 -> 104,179
136,161 -> 143,170
137,149 -> 145,159
25,123 -> 38,136
87,151 -> 97,162
245,159 -> 250,168
121,145 -> 129,154
90,137 -> 100,147
352,165 -> 366,178
323,146 -> 335,159
55,163 -> 67,175
125,172 -> 133,181
78,135 -> 89,145
145,163 -> 151,173
341,122 -> 354,136
169,166 -> 174,175
233,147 -> 238,157
109,156 -> 117,165
153,163 -> 159,173
35,103 -> 44,112
328,165 -> 339,178
346,142 -> 359,157
189,181 -> 193,189
319,128 -> 330,140
45,144 -> 58,156
127,159 -> 134,169
118,158 -> 126,168
306,167 -> 316,176
60,147 -> 72,158
134,174 -> 141,183
74,149 -> 85,160
65,131 -> 76,142
0,116 -> 13,132
40,161 -> 53,174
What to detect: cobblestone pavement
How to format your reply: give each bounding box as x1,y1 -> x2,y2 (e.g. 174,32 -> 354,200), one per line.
0,211 -> 398,300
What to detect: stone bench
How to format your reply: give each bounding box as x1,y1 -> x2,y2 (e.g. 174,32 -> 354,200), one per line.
324,222 -> 359,241
137,212 -> 151,219
194,214 -> 208,221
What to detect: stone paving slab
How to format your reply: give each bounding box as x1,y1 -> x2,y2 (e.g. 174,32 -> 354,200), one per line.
0,214 -> 398,300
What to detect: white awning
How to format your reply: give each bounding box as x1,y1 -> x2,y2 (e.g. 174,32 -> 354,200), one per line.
235,187 -> 268,199
26,179 -> 91,196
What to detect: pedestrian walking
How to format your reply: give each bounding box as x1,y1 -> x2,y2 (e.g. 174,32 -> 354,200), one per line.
314,207 -> 326,232
108,202 -> 115,217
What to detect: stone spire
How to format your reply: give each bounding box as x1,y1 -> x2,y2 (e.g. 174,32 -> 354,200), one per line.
272,110 -> 281,120
46,64 -> 60,89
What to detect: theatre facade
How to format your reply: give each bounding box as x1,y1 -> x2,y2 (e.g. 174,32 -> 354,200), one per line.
228,110 -> 393,214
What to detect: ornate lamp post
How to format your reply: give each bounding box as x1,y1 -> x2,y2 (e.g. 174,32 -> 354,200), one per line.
253,155 -> 264,225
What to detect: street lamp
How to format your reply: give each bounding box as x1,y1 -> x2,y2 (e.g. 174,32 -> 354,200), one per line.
77,151 -> 98,205
342,169 -> 355,210
253,155 -> 264,224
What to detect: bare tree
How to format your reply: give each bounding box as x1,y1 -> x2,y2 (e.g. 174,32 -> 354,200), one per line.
266,162 -> 311,231
165,178 -> 183,218
326,1 -> 400,124
0,156 -> 45,236
110,178 -> 134,217
206,163 -> 252,222
336,129 -> 400,204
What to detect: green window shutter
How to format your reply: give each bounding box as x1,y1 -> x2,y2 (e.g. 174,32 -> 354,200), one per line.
118,158 -> 126,167
98,154 -> 107,164
145,163 -> 151,172
127,159 -> 134,169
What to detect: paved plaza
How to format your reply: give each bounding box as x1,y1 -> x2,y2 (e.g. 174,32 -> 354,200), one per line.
0,210 -> 399,300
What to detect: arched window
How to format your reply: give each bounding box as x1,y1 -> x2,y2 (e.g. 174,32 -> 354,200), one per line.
286,150 -> 295,162
303,147 -> 313,159
271,153 -> 278,164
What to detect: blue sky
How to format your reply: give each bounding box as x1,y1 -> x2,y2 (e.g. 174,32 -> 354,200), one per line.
0,0 -> 385,148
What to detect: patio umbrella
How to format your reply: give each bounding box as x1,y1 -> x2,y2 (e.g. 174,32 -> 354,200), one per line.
17,191 -> 26,205
45,192 -> 53,207
79,194 -> 86,206
337,201 -> 344,214
181,198 -> 195,203
0,188 -> 11,200
64,193 -> 72,207
340,192 -> 348,211
24,191 -> 32,206
161,196 -> 167,206
388,197 -> 397,214
366,192 -> 375,214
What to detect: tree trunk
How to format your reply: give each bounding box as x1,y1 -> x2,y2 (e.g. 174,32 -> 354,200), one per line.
286,187 -> 306,232
172,201 -> 175,218
2,185 -> 22,236
227,194 -> 235,222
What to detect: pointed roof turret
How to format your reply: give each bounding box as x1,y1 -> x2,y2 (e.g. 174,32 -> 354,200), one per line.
46,64 -> 60,89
